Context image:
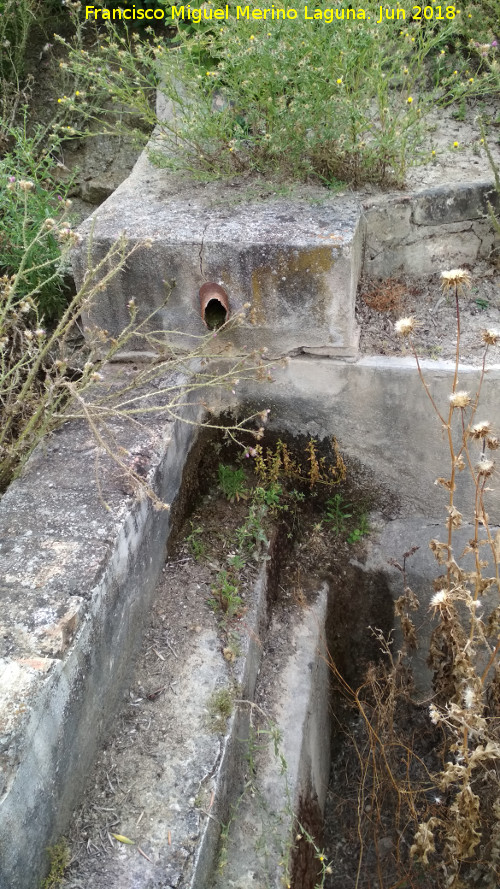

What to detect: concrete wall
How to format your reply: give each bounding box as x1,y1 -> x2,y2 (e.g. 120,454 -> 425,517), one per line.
236,355 -> 500,523
362,181 -> 500,279
71,154 -> 362,359
0,376 -> 202,889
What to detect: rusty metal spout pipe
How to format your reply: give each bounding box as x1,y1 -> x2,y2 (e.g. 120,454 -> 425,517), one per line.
199,283 -> 230,330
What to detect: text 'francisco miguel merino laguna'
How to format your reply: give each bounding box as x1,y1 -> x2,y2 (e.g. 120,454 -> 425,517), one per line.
85,6 -> 457,24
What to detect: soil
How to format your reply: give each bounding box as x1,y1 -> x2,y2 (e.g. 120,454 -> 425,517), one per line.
357,267 -> 500,365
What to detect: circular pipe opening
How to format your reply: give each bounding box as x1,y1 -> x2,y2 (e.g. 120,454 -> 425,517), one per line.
199,283 -> 230,330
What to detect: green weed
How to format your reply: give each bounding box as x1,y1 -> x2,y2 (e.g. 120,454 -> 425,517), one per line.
0,124 -> 73,321
253,483 -> 284,512
226,552 -> 245,572
186,523 -> 205,561
217,463 -> 248,502
325,493 -> 353,534
40,839 -> 69,889
235,502 -> 269,558
209,569 -> 243,617
0,0 -> 38,81
475,297 -> 489,310
207,686 -> 234,732
347,512 -> 370,545
49,2 -> 497,188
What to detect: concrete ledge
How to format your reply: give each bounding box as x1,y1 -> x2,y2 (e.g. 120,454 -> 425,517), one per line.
212,586 -> 330,889
71,131 -> 498,359
0,371 -> 203,889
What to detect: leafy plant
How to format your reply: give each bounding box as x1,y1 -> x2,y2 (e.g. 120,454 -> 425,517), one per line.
0,0 -> 39,81
209,569 -> 243,617
253,483 -> 284,512
226,552 -> 245,572
0,125 -> 73,321
207,686 -> 234,732
235,502 -> 269,558
217,463 -> 248,502
347,512 -> 370,545
186,523 -> 205,561
325,493 -> 353,534
48,1 -> 494,188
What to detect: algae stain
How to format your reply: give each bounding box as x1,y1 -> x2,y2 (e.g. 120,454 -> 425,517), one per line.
250,269 -> 267,325
250,247 -> 336,322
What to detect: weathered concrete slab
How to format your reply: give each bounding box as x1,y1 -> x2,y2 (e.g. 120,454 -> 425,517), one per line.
71,152 -> 363,359
0,368 -> 203,889
362,181 -> 499,278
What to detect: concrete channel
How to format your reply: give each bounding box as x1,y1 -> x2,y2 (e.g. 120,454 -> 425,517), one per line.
1,124 -> 500,887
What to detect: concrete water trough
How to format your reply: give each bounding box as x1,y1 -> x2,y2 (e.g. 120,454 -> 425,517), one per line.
1,123 -> 500,887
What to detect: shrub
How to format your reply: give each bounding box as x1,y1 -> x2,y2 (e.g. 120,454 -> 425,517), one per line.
0,0 -> 39,81
56,1 -> 500,187
0,126 -> 73,322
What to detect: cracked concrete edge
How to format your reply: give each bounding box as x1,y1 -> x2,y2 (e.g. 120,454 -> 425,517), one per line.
188,567 -> 270,889
0,391 -> 204,889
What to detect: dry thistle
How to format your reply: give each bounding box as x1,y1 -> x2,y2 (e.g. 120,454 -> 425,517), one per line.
482,329 -> 500,346
470,421 -> 492,439
449,390 -> 471,409
395,316 -> 417,336
411,819 -> 439,864
475,458 -> 494,478
441,268 -> 472,291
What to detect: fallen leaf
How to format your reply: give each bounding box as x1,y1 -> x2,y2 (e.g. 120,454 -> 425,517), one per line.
112,834 -> 135,845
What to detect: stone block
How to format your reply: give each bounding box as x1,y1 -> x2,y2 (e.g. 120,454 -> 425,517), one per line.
412,181 -> 499,226
71,154 -> 362,358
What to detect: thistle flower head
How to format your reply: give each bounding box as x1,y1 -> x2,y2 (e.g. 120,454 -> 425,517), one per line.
430,589 -> 450,608
395,316 -> 417,337
441,268 -> 471,292
429,704 -> 441,725
463,686 -> 475,710
470,421 -> 491,439
476,458 -> 494,477
449,390 -> 471,409
482,329 -> 500,346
